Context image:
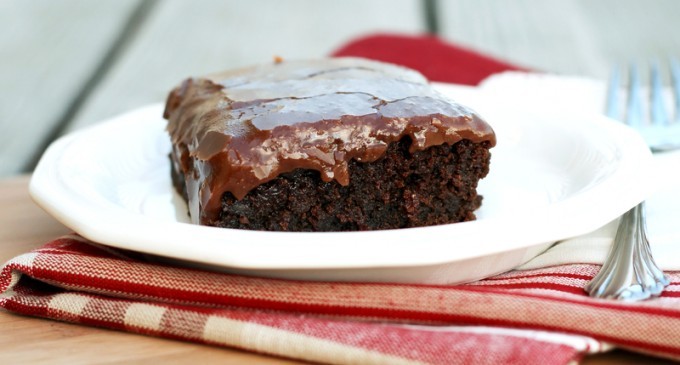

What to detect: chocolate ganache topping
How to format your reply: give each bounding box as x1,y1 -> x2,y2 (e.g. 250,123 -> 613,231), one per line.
164,57 -> 496,225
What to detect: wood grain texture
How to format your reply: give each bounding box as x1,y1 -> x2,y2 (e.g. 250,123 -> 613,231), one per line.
64,0 -> 426,132
0,176 -> 672,364
436,0 -> 680,79
0,176 -> 71,255
0,0 -> 141,177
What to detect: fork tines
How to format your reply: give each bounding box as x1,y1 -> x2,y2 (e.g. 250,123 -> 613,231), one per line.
607,60 -> 680,152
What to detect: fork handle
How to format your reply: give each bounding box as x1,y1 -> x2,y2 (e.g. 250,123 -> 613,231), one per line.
584,202 -> 669,300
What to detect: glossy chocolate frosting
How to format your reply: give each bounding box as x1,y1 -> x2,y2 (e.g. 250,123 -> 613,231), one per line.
164,57 -> 496,225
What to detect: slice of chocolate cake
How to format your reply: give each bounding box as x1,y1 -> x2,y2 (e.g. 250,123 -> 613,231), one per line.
164,57 -> 495,231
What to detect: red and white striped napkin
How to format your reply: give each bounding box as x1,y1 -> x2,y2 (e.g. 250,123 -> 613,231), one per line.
2,234 -> 680,364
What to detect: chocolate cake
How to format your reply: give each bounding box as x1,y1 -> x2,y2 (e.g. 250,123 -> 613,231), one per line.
164,57 -> 495,231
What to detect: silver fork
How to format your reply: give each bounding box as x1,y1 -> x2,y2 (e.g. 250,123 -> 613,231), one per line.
584,61 -> 680,300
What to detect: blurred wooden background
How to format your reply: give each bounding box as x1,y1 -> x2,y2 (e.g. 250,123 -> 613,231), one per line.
2,0 -> 680,177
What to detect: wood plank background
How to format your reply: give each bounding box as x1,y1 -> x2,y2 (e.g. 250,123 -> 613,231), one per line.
2,0 -> 680,177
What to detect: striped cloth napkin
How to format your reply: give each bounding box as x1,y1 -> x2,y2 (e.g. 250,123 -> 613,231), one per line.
5,235 -> 680,365
3,34 -> 680,364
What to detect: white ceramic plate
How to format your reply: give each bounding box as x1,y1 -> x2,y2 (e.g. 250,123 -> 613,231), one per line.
30,85 -> 653,284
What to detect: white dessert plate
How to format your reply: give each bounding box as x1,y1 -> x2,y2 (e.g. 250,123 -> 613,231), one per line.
30,84 -> 653,284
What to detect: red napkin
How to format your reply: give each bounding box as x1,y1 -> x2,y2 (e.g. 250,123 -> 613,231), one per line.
2,35 -> 680,364
331,33 -> 527,85
2,235 -> 680,364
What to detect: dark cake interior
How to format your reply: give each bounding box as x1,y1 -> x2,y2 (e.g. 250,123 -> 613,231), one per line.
165,57 -> 495,231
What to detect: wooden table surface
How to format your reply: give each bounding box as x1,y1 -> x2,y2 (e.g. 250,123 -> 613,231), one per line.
0,176 -> 675,364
